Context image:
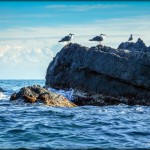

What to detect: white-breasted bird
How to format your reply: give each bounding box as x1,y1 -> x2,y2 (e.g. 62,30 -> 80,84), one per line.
128,34 -> 133,42
89,34 -> 106,45
58,33 -> 74,44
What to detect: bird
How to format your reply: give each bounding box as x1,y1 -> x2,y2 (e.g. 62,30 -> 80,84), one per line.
128,34 -> 133,42
58,33 -> 74,44
89,34 -> 106,45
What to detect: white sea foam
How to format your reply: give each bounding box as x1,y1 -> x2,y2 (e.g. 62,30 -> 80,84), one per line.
136,107 -> 144,112
0,92 -> 8,100
48,87 -> 74,101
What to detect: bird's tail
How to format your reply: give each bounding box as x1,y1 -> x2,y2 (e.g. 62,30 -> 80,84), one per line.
58,40 -> 62,42
89,39 -> 93,41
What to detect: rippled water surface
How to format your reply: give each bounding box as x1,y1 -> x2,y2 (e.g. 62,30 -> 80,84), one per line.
0,80 -> 150,149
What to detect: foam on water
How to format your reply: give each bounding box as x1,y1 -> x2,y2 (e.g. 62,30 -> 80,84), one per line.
48,87 -> 74,101
0,92 -> 9,100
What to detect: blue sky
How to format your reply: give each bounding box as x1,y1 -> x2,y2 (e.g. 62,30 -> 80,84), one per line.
0,1 -> 150,28
0,1 -> 150,79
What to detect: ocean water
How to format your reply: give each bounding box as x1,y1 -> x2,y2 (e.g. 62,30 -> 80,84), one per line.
0,80 -> 150,149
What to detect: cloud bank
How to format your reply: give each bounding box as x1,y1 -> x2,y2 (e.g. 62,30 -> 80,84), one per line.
0,15 -> 150,79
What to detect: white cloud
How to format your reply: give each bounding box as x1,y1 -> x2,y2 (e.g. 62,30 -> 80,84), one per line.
45,4 -> 126,12
0,39 -> 56,65
0,39 -> 62,79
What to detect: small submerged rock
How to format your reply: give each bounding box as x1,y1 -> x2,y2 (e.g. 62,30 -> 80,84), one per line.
10,85 -> 76,107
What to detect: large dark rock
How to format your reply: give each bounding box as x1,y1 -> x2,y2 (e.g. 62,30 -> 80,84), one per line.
10,85 -> 76,107
45,41 -> 150,106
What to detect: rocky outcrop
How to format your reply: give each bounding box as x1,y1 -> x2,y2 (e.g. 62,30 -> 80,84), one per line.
10,85 -> 76,107
72,90 -> 148,106
0,87 -> 5,92
118,38 -> 150,52
45,41 -> 150,106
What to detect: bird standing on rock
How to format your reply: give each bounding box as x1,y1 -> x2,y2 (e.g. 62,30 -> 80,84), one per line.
58,33 -> 74,44
128,34 -> 133,42
89,34 -> 106,45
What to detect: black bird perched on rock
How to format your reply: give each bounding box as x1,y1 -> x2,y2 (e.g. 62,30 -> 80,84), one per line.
128,34 -> 133,42
89,34 -> 106,45
58,33 -> 74,44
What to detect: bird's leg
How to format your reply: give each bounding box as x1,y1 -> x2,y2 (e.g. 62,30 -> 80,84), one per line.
99,41 -> 101,45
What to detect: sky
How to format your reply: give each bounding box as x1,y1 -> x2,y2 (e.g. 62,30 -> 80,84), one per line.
0,1 -> 150,79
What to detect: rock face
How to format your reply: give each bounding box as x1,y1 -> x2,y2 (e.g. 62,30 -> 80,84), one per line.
118,38 -> 150,52
10,85 -> 76,107
45,41 -> 150,106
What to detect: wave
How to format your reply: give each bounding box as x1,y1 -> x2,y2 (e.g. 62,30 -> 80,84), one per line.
0,92 -> 9,100
48,87 -> 74,101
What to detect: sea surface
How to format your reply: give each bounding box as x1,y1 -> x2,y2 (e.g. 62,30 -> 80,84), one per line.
0,80 -> 150,150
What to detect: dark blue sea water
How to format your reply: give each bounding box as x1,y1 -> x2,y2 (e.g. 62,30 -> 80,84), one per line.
0,80 -> 150,149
